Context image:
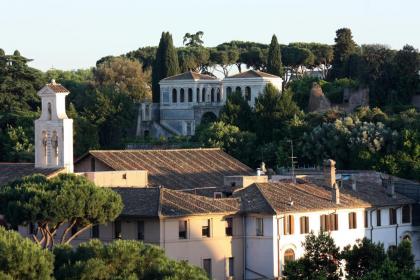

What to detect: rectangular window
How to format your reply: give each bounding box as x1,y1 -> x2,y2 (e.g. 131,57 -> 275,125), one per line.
300,216 -> 309,234
402,205 -> 411,223
389,208 -> 397,225
114,221 -> 122,239
202,219 -> 210,238
91,224 -> 100,238
256,218 -> 264,236
137,221 -> 144,241
162,89 -> 170,105
227,257 -> 234,277
349,212 -> 357,229
284,215 -> 294,235
376,209 -> 381,227
364,210 -> 369,228
203,258 -> 212,278
320,214 -> 338,231
225,218 -> 233,236
179,220 -> 187,239
214,192 -> 223,199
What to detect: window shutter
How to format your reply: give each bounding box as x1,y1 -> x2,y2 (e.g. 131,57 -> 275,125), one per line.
283,217 -> 287,235
305,217 -> 309,233
290,216 -> 294,234
334,214 -> 339,230
320,215 -> 325,231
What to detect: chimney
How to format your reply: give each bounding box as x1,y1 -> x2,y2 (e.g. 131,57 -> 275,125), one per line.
323,159 -> 336,188
332,183 -> 340,204
351,175 -> 357,191
386,177 -> 396,198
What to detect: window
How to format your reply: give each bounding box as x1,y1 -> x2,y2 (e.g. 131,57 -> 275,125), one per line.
226,87 -> 232,96
235,86 -> 242,94
172,89 -> 177,103
227,257 -> 234,277
245,86 -> 251,101
186,122 -> 193,136
211,88 -> 215,102
402,205 -> 411,223
214,192 -> 222,199
202,88 -> 206,102
137,221 -> 144,240
28,222 -> 37,235
196,88 -> 200,103
179,220 -> 187,239
284,215 -> 294,235
364,210 -> 369,228
180,88 -> 185,102
114,221 -> 122,239
225,218 -> 233,236
389,208 -> 397,225
376,209 -> 381,226
162,88 -> 170,104
216,88 -> 221,102
202,219 -> 210,237
92,225 -> 100,238
349,212 -> 357,229
203,258 -> 212,278
300,216 -> 309,234
284,249 -> 295,264
188,88 -> 193,102
256,218 -> 264,236
320,214 -> 338,231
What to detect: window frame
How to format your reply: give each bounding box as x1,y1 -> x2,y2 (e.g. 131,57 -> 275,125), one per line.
202,219 -> 211,238
389,208 -> 397,225
225,217 -> 233,236
256,217 -> 264,236
283,215 -> 294,235
300,216 -> 309,234
402,205 -> 411,224
137,220 -> 145,241
376,209 -> 382,227
349,212 -> 357,229
203,258 -> 212,278
179,220 -> 188,239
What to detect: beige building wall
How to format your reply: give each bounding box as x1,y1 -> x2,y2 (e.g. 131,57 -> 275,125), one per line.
74,156 -> 113,172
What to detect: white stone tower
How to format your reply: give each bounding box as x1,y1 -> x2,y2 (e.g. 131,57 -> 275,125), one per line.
34,80 -> 73,172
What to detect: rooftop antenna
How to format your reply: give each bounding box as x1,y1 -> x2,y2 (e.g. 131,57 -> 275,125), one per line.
288,140 -> 297,184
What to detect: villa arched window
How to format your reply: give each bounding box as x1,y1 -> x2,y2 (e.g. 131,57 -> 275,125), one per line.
172,89 -> 177,103
202,88 -> 206,102
226,87 -> 232,97
196,88 -> 200,103
211,88 -> 215,103
188,88 -> 193,102
235,86 -> 242,94
47,102 -> 52,120
216,88 -> 221,102
284,249 -> 295,264
245,86 -> 251,101
180,89 -> 185,103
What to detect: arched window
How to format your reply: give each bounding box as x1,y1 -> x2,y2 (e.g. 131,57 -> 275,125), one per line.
284,249 -> 295,264
216,88 -> 221,102
172,89 -> 177,103
188,88 -> 193,102
245,86 -> 251,101
226,87 -> 232,96
211,88 -> 215,102
235,86 -> 242,94
47,102 -> 52,120
196,88 -> 200,103
180,88 -> 185,103
202,88 -> 206,102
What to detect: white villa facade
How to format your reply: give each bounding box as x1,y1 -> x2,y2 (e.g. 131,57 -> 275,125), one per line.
136,70 -> 283,137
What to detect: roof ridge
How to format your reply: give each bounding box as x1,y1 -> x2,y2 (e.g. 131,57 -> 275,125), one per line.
89,148 -> 221,153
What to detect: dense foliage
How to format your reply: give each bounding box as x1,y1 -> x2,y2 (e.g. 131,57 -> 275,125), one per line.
0,174 -> 123,248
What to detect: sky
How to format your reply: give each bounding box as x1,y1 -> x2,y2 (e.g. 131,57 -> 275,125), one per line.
1,0 -> 419,71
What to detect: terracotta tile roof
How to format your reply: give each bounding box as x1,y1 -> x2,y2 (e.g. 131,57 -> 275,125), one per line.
0,163 -> 64,186
225,70 -> 280,79
162,71 -> 217,81
80,148 -> 254,190
46,82 -> 69,93
113,187 -> 240,217
235,180 -> 414,214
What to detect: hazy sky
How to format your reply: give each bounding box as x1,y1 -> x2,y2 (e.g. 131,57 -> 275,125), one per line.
1,0 -> 419,71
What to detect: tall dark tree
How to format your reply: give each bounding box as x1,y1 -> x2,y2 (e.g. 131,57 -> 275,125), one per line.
267,34 -> 283,77
152,32 -> 180,102
330,28 -> 358,79
219,89 -> 254,131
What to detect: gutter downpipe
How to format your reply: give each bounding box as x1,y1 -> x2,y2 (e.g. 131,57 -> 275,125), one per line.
242,214 -> 246,280
277,215 -> 282,279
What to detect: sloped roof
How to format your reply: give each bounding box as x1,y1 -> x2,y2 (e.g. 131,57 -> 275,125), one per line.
45,82 -> 69,93
162,71 -> 217,81
0,163 -> 64,186
235,180 -> 414,214
225,70 -> 280,79
113,187 -> 240,217
78,148 -> 254,190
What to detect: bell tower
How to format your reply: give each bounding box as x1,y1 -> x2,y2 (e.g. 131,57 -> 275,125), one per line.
34,80 -> 73,172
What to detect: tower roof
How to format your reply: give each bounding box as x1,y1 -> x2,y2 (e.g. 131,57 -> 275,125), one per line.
45,80 -> 69,93
161,71 -> 217,81
225,70 -> 280,79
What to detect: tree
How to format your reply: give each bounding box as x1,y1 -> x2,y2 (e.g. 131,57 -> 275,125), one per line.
267,34 -> 283,77
183,31 -> 204,47
387,240 -> 416,277
282,45 -> 315,83
94,56 -> 151,102
53,239 -> 208,280
219,89 -> 254,131
125,46 -> 157,71
0,174 -> 123,248
209,46 -> 240,77
177,47 -> 210,72
152,32 -> 180,102
330,28 -> 358,79
284,232 -> 341,280
0,227 -> 54,280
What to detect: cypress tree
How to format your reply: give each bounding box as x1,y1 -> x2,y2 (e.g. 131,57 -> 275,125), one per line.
330,28 -> 357,79
152,32 -> 180,103
267,35 -> 283,77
